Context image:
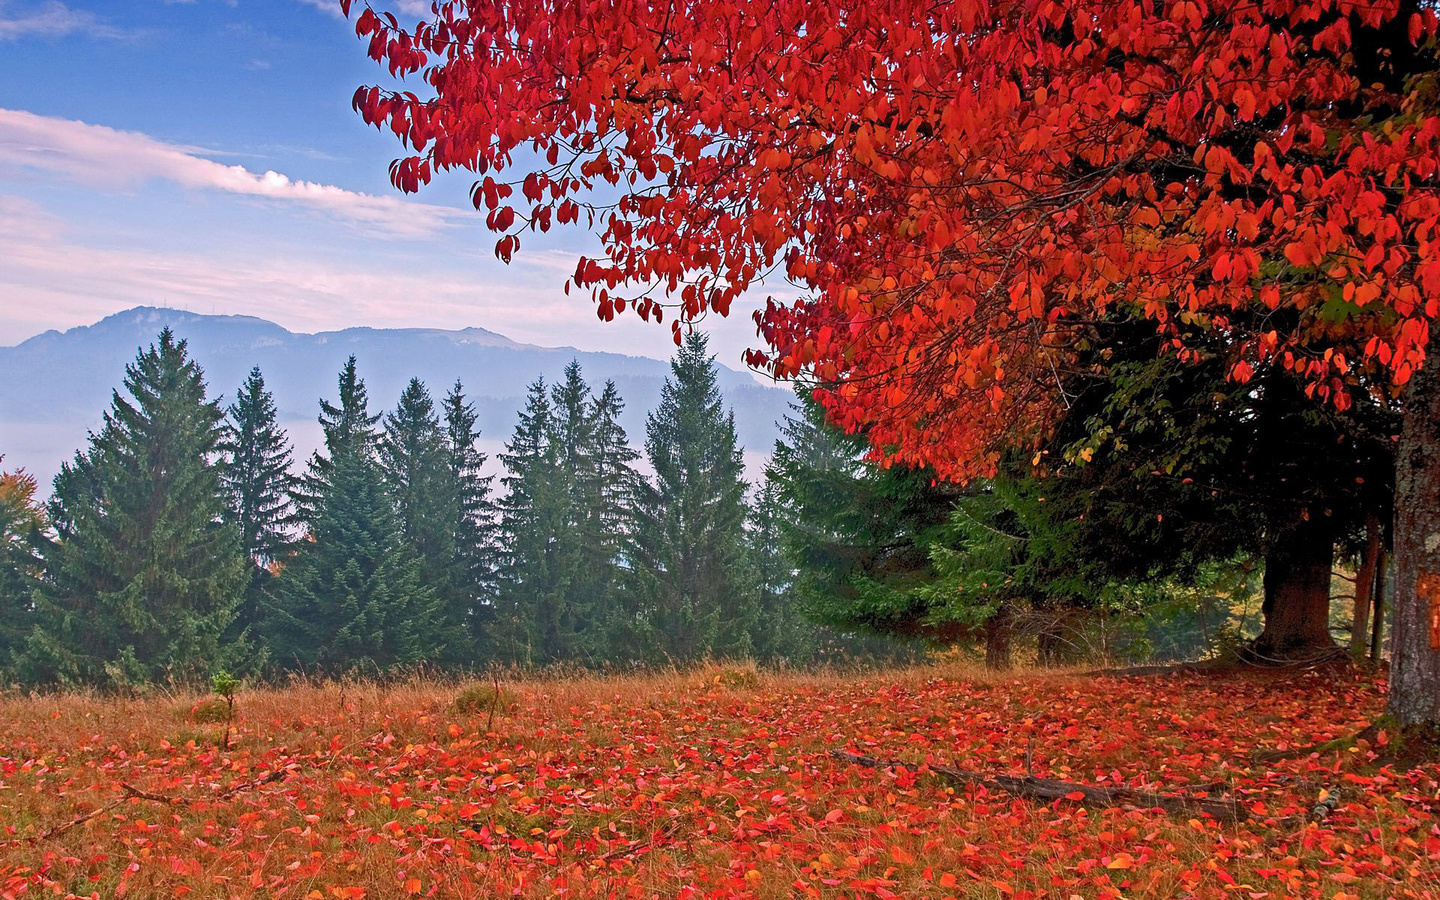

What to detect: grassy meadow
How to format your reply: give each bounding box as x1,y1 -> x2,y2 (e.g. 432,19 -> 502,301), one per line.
0,663 -> 1433,900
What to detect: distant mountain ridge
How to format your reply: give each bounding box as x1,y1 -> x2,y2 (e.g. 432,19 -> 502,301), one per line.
0,307 -> 792,488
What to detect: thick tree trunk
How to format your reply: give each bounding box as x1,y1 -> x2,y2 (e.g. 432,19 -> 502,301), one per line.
984,607 -> 1014,671
1248,514 -> 1337,662
1388,323 -> 1440,728
1351,513 -> 1383,660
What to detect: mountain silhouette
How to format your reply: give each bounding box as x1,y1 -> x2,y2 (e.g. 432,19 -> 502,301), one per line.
0,307 -> 792,488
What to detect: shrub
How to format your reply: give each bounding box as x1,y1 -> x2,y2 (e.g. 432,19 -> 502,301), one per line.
702,664 -> 760,690
453,682 -> 514,716
191,698 -> 231,724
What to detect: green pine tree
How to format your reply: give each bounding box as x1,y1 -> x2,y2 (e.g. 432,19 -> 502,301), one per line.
584,379 -> 643,654
441,381 -> 497,659
379,378 -> 468,664
546,361 -> 606,662
20,330 -> 247,688
749,459 -> 916,666
765,389 -> 953,644
266,449 -> 440,673
745,473 -> 812,662
380,380 -> 453,566
296,356 -> 381,526
219,366 -> 296,640
0,463 -> 45,678
267,363 -> 440,673
492,378 -> 569,664
624,332 -> 756,663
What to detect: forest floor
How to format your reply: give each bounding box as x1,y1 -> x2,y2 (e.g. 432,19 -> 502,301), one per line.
0,662 -> 1434,900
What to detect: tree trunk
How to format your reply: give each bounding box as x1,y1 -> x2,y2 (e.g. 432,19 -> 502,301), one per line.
1371,550 -> 1388,662
1388,322 -> 1440,728
984,607 -> 1014,671
1036,610 -> 1079,668
1037,622 -> 1063,667
1351,513 -> 1383,660
1248,514 -> 1337,662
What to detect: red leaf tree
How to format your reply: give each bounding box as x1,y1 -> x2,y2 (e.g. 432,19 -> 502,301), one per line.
346,0 -> 1440,725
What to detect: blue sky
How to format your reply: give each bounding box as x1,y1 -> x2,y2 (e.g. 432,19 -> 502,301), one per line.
0,0 -> 781,369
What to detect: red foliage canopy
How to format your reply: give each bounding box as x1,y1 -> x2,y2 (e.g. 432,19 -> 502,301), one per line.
347,0 -> 1440,479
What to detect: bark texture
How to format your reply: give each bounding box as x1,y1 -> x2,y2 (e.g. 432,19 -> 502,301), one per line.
1390,323 -> 1440,728
984,606 -> 1014,671
1371,551 -> 1389,662
1351,513 -> 1383,659
1249,514 -> 1338,661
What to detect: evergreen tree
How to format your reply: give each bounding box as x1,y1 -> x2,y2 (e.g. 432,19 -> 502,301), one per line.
746,473 -> 810,662
266,449 -> 440,673
545,361 -> 607,662
0,463 -> 45,677
267,366 -> 441,672
766,389 -> 956,642
551,361 -> 596,484
379,379 -> 454,570
584,380 -> 643,648
441,381 -> 496,658
744,471 -> 921,666
296,356 -> 381,526
378,378 -> 476,664
491,366 -> 644,666
625,332 -> 755,662
590,381 -> 643,540
219,367 -> 296,638
492,378 -> 570,664
20,330 -> 247,688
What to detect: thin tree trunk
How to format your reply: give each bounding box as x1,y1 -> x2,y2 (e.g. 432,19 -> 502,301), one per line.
1371,550 -> 1389,662
1388,323 -> 1440,728
1248,514 -> 1337,662
1351,513 -> 1383,660
1037,621 -> 1062,667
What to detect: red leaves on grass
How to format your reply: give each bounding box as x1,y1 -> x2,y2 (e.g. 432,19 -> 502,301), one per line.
0,668 -> 1435,898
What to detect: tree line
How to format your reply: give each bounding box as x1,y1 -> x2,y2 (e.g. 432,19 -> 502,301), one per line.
0,324 -> 1382,689
0,328 -> 903,689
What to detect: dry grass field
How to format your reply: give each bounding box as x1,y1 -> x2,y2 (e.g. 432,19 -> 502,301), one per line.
0,663 -> 1434,899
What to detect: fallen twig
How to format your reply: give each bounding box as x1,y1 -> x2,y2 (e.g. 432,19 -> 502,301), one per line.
1080,662 -> 1209,678
1,766 -> 296,848
120,782 -> 185,804
1253,723 -> 1380,763
828,749 -> 1248,823
0,796 -> 127,847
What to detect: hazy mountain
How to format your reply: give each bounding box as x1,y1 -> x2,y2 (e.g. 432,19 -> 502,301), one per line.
0,307 -> 793,488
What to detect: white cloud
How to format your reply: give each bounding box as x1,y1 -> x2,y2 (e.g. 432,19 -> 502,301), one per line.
296,0 -> 433,19
293,0 -> 343,17
0,1 -> 134,40
0,108 -> 468,238
0,193 -> 776,377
